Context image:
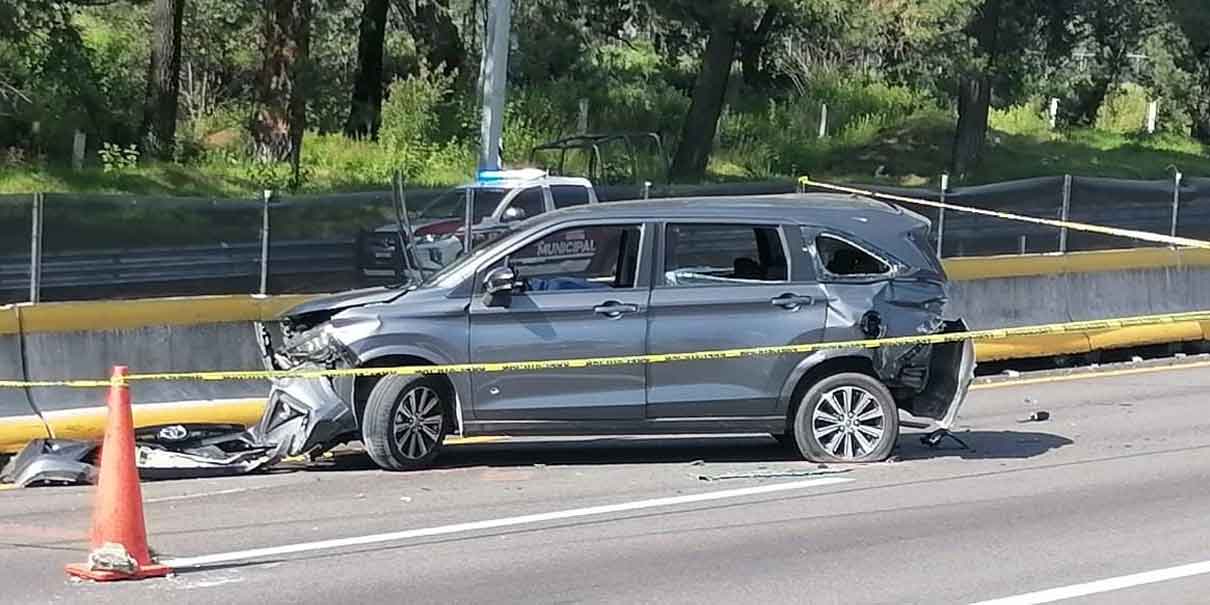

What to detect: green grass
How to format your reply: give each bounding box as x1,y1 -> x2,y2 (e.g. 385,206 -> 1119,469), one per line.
3,108 -> 1208,198
710,107 -> 1208,189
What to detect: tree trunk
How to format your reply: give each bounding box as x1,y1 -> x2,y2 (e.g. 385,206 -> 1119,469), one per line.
400,0 -> 465,76
951,73 -> 991,180
739,5 -> 779,89
950,0 -> 1001,180
140,0 -> 184,160
253,0 -> 312,166
345,0 -> 389,138
1072,45 -> 1127,127
670,20 -> 737,182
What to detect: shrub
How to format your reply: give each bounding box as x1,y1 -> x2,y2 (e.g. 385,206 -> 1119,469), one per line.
98,142 -> 139,172
378,69 -> 455,179
1096,83 -> 1152,135
990,102 -> 1054,138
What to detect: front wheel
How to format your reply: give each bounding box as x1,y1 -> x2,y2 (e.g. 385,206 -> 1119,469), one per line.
362,375 -> 451,471
792,373 -> 899,463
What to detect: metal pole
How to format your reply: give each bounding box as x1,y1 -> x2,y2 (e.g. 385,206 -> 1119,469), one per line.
463,187 -> 474,256
1171,169 -> 1183,242
643,181 -> 652,200
28,192 -> 43,304
1059,174 -> 1071,253
1019,235 -> 1027,256
477,0 -> 511,171
936,174 -> 948,258
259,189 -> 271,295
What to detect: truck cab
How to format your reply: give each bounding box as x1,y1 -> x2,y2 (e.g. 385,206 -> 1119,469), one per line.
357,169 -> 599,283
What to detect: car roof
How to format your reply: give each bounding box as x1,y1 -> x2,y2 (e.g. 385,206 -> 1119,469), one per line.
535,193 -> 927,233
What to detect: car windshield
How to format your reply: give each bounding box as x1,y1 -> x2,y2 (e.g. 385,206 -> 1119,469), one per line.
416,188 -> 508,224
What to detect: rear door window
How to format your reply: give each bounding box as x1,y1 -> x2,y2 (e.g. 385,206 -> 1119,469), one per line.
662,224 -> 788,286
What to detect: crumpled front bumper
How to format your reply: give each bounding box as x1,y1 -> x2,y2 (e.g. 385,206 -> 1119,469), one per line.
248,377 -> 358,460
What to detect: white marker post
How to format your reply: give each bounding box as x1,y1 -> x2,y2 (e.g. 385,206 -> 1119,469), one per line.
818,104 -> 828,139
72,130 -> 86,172
1147,100 -> 1159,134
1048,98 -> 1059,130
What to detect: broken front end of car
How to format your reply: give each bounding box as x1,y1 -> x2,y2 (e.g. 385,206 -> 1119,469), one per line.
251,306 -> 381,460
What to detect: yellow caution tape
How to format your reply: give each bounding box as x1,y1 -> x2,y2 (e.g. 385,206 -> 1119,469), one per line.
798,177 -> 1210,250
2,309 -> 1209,389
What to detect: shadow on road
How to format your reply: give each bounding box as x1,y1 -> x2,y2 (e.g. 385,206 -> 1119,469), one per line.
307,430 -> 1073,472
894,430 -> 1073,461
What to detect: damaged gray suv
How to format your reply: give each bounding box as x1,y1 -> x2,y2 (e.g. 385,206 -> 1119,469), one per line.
254,194 -> 974,471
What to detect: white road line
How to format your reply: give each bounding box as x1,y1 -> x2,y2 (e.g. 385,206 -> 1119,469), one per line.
162,477 -> 852,568
970,560 -> 1210,605
146,488 -> 251,503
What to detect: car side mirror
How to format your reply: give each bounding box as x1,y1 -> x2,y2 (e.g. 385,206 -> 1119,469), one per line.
483,266 -> 516,304
502,206 -> 526,223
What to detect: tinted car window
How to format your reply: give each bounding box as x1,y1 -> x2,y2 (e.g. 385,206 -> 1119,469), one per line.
509,224 -> 642,292
417,188 -> 507,224
551,185 -> 591,208
507,187 -> 546,220
816,234 -> 891,276
663,224 -> 788,286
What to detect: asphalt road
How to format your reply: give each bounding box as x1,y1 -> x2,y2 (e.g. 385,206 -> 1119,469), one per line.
3,358 -> 1210,604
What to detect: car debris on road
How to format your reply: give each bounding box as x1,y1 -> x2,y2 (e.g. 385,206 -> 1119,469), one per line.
0,424 -> 278,488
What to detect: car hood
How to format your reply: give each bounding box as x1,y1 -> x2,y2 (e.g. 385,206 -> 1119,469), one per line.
281,286 -> 408,320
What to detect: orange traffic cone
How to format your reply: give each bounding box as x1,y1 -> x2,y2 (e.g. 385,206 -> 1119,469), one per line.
65,366 -> 172,581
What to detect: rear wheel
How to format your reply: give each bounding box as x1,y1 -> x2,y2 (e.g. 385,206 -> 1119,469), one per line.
362,375 -> 451,471
792,373 -> 899,463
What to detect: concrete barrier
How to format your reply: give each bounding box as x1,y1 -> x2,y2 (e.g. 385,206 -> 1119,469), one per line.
945,248 -> 1210,360
0,296 -> 308,453
0,306 -> 47,452
0,248 -> 1207,453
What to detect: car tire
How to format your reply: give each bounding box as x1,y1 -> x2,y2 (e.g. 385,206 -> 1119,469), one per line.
362,375 -> 451,471
792,372 -> 899,463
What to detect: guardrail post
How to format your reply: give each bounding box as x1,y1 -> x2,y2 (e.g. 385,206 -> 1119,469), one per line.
1059,174 -> 1071,253
1170,169 -> 1182,243
259,189 -> 271,295
936,173 -> 948,258
29,192 -> 43,303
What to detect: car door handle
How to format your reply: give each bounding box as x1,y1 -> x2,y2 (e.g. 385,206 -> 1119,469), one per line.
771,294 -> 815,309
593,301 -> 640,318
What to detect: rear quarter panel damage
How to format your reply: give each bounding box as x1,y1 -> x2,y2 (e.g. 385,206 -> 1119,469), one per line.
815,276 -> 972,424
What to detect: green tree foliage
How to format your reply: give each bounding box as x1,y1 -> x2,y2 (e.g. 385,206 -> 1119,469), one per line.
4,0 -> 1210,190
1168,0 -> 1210,141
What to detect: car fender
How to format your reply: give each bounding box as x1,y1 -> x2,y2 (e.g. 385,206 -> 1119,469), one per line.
775,348 -> 877,416
350,340 -> 473,430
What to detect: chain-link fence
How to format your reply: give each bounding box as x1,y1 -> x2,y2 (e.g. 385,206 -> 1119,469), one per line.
1,173 -> 1205,303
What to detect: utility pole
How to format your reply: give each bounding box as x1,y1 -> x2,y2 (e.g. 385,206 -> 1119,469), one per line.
478,0 -> 511,171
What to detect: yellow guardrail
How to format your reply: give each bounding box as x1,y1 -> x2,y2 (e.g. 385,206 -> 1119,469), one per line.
2,309 -> 1209,389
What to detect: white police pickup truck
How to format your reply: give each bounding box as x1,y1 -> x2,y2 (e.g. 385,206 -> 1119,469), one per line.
356,169 -> 601,283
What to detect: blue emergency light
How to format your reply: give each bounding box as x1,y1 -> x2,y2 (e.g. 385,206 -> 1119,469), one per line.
476,168 -> 547,184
